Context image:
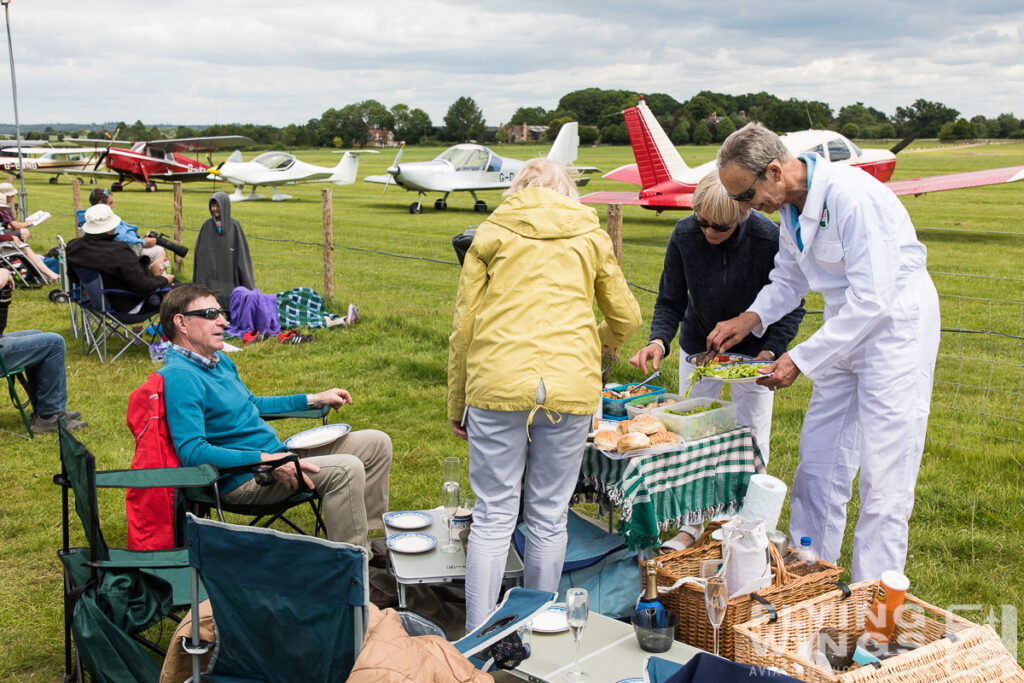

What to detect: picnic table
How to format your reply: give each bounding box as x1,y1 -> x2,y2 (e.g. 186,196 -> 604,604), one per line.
577,427 -> 766,550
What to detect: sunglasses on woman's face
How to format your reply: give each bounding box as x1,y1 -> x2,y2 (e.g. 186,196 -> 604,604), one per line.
181,307 -> 227,320
693,214 -> 736,233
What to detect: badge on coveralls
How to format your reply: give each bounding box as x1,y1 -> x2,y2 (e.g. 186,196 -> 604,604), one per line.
819,205 -> 830,230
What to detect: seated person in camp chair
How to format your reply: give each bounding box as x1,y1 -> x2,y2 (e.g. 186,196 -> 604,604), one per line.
66,203 -> 175,314
158,284 -> 393,553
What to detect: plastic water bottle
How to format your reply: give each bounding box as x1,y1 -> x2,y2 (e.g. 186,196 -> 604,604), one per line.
788,536 -> 818,576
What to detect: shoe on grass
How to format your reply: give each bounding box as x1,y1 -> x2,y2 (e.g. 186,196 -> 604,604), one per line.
30,413 -> 88,434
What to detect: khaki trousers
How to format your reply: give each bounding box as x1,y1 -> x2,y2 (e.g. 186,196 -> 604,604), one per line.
222,429 -> 392,549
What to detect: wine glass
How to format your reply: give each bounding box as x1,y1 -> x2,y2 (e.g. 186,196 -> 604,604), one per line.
704,576 -> 728,657
440,481 -> 460,553
442,456 -> 460,524
563,587 -> 589,682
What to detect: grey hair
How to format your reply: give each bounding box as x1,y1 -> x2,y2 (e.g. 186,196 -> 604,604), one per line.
505,157 -> 579,201
692,171 -> 750,226
717,122 -> 792,175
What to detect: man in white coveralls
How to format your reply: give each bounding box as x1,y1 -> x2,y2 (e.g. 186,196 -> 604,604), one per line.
707,123 -> 940,583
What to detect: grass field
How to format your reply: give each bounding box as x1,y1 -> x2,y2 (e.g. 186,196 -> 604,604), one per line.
1,140 -> 1023,678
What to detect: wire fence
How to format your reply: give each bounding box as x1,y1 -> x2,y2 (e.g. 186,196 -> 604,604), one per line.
46,189 -> 1024,459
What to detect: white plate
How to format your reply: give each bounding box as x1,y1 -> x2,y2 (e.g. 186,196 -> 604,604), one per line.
386,532 -> 436,554
283,423 -> 351,450
530,604 -> 569,633
595,440 -> 685,460
695,361 -> 774,384
616,679 -> 644,683
383,510 -> 433,530
588,419 -> 619,440
685,351 -> 753,365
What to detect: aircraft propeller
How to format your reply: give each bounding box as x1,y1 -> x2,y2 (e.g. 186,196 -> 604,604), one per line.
93,126 -> 121,171
382,142 -> 405,194
889,133 -> 918,155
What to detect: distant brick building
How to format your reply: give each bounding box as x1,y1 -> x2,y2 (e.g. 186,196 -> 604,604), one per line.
368,128 -> 396,147
505,123 -> 548,143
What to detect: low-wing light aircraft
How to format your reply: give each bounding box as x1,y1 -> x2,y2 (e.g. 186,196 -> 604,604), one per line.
582,98 -> 1024,211
364,122 -> 597,213
66,135 -> 254,192
0,146 -> 107,183
207,150 -> 378,201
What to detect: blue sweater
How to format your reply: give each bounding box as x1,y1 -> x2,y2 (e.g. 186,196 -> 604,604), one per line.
649,212 -> 805,359
160,350 -> 306,492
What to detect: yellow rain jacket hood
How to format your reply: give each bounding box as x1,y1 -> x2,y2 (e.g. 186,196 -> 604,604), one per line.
448,187 -> 641,421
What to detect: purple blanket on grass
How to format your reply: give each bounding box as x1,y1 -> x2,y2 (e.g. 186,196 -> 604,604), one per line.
226,286 -> 281,337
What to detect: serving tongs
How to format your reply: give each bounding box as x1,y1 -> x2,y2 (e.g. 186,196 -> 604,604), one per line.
694,347 -> 719,367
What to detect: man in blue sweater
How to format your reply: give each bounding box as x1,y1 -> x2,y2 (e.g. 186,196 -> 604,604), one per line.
158,284 -> 392,552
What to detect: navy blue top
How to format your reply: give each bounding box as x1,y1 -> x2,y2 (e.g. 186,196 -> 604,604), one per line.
648,211 -> 805,359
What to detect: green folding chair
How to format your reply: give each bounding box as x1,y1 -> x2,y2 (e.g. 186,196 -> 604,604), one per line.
0,347 -> 33,439
55,419 -> 218,683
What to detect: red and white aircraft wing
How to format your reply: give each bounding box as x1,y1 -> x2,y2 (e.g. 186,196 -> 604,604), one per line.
886,165 -> 1024,196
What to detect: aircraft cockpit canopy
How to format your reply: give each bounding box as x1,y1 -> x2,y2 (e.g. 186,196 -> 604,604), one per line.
436,145 -> 494,172
252,152 -> 296,170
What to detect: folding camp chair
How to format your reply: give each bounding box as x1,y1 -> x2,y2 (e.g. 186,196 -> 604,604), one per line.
50,235 -> 82,340
181,515 -> 555,682
70,265 -> 167,362
0,344 -> 33,438
0,237 -> 46,287
55,419 -> 218,683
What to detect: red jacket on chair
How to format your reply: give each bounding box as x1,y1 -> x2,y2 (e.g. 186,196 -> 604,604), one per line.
126,372 -> 180,550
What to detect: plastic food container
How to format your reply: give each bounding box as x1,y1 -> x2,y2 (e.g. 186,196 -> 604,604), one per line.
626,393 -> 685,419
602,384 -> 666,418
651,397 -> 737,441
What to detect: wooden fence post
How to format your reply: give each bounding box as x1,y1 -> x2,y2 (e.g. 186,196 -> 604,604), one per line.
606,204 -> 623,264
322,187 -> 334,300
72,179 -> 82,236
172,182 -> 184,272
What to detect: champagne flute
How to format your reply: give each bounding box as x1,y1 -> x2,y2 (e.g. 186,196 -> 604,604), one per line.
704,576 -> 728,657
563,588 -> 589,682
442,456 -> 460,524
440,481 -> 460,553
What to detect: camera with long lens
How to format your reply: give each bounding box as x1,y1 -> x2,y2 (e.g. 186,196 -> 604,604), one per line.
146,231 -> 189,258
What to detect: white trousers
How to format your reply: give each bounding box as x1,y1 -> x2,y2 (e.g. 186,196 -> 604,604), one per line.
789,275 -> 940,582
464,407 -> 591,630
679,351 -> 774,465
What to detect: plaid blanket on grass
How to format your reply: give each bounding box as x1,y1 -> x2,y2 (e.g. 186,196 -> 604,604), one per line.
578,427 -> 766,550
276,287 -> 339,329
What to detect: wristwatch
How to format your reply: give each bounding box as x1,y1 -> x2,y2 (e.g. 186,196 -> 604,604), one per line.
763,350 -> 776,361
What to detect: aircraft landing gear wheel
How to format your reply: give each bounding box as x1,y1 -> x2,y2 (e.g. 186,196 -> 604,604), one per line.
434,199 -> 447,210
409,202 -> 422,214
49,177 -> 59,185
145,181 -> 158,192
473,200 -> 488,213
111,182 -> 123,192
49,289 -> 68,304
89,178 -> 97,185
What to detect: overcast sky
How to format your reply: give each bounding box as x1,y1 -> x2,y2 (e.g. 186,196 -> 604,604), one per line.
4,1 -> 1022,127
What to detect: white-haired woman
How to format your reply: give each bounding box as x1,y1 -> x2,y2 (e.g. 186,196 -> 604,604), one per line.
629,171 -> 805,548
448,157 -> 642,629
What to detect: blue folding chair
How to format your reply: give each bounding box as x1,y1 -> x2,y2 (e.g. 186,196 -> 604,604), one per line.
183,515 -> 554,682
70,265 -> 167,362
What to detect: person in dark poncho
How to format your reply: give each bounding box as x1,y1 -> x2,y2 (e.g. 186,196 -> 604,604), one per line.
193,192 -> 255,310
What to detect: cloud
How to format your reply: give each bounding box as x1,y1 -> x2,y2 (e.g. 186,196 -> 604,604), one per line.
1,1 -> 1021,126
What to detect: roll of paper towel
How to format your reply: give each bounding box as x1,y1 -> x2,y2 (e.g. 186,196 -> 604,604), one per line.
738,474 -> 787,531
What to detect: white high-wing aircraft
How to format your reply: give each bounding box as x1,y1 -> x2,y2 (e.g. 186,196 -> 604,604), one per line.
0,146 -> 107,183
208,150 -> 378,201
364,122 -> 597,213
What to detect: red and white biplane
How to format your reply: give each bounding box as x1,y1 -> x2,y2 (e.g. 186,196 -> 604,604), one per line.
581,98 -> 1024,211
67,135 -> 253,192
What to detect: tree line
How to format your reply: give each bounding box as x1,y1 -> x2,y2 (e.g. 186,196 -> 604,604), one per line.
25,88 -> 1023,148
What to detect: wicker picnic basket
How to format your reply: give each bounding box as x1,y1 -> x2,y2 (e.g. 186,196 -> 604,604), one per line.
643,521 -> 843,660
733,579 -> 1024,682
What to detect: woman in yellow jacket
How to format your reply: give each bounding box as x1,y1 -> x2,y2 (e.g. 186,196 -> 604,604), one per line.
448,157 -> 642,629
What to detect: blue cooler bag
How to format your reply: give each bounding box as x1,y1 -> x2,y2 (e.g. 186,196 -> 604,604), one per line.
513,509 -> 640,618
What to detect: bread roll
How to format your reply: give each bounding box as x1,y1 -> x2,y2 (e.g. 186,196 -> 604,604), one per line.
617,432 -> 650,453
593,430 -> 621,451
617,420 -> 633,435
630,413 -> 665,435
648,430 -> 680,446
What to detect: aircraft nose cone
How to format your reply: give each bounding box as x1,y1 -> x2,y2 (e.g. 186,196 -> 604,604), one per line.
387,165 -> 399,176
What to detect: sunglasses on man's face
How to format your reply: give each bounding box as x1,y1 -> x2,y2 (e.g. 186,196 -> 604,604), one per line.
693,214 -> 736,233
726,162 -> 772,202
181,308 -> 227,320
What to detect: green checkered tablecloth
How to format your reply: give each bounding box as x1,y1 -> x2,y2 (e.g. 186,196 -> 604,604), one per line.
578,427 -> 766,550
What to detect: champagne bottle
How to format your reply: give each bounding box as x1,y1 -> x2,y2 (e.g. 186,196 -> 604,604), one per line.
636,559 -> 669,627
